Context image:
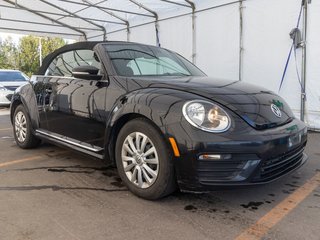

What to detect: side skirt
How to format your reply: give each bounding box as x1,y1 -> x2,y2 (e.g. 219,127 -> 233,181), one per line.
35,129 -> 104,159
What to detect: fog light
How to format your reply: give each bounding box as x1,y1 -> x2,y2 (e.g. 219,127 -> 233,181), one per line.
199,154 -> 232,160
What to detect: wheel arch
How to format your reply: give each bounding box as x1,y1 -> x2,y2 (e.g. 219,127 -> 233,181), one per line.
105,112 -> 168,166
103,87 -> 199,165
10,83 -> 39,131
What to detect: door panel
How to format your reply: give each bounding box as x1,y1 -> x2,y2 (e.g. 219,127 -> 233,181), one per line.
36,48 -> 108,149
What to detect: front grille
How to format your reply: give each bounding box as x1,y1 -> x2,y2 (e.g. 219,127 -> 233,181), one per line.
253,144 -> 305,182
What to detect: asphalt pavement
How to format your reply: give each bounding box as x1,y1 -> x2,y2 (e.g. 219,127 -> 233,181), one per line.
0,107 -> 319,240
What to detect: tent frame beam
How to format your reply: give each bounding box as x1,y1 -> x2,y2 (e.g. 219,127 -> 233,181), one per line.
2,0 -> 87,39
39,0 -> 106,40
0,4 -> 126,25
82,0 -> 130,41
160,0 -> 192,8
128,0 -> 159,45
0,26 -> 82,37
54,0 -> 155,18
0,17 -> 101,31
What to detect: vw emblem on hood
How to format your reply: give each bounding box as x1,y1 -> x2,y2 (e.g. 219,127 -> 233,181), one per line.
271,104 -> 282,118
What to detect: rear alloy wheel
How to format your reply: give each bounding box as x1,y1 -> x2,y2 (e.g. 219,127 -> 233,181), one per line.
13,105 -> 40,149
116,118 -> 176,200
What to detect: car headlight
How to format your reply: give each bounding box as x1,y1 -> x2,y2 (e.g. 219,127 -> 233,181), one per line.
182,100 -> 231,132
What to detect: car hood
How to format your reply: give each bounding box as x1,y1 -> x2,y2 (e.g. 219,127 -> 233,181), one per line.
126,76 -> 295,130
0,81 -> 28,89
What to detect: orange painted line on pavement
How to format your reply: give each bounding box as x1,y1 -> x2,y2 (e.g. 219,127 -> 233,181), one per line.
0,156 -> 43,168
0,128 -> 12,131
235,172 -> 320,240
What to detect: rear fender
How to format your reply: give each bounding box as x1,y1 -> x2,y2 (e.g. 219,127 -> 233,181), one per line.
10,83 -> 39,131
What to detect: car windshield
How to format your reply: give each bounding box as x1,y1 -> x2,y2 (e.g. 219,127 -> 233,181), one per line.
0,71 -> 28,82
104,43 -> 205,77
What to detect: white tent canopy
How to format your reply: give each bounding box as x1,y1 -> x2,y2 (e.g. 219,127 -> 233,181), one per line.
0,0 -> 319,130
0,0 -> 208,40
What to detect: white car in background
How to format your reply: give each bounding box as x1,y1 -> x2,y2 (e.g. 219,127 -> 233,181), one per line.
0,70 -> 29,106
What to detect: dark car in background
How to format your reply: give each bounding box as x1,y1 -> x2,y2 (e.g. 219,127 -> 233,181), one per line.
0,70 -> 29,106
10,41 -> 308,199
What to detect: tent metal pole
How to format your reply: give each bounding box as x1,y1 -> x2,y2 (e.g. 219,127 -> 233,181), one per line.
127,24 -> 131,42
185,1 -> 196,64
128,0 -> 159,46
300,0 -> 309,121
239,0 -> 244,81
2,0 -> 87,40
83,0 -> 131,41
39,0 -> 106,40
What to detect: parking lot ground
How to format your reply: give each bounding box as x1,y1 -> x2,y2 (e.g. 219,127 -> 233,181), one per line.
0,109 -> 319,240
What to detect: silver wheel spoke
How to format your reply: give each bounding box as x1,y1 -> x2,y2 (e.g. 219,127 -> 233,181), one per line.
124,163 -> 135,172
144,158 -> 158,165
122,156 -> 135,162
144,147 -> 155,157
142,168 -> 153,184
123,143 -> 134,155
127,136 -> 137,154
131,166 -> 138,182
137,166 -> 143,187
135,132 -> 141,152
142,164 -> 157,178
140,136 -> 147,152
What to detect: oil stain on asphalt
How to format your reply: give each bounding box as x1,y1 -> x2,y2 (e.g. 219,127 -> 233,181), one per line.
184,205 -> 198,211
240,201 -> 264,210
0,185 -> 128,192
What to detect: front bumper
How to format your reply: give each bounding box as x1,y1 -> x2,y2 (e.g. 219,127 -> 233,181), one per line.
168,118 -> 308,192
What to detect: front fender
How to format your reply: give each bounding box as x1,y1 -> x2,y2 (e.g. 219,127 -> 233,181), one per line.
10,82 -> 39,131
109,88 -> 201,132
104,87 -> 207,164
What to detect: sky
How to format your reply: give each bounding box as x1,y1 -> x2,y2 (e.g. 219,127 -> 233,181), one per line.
0,32 -> 23,44
0,32 -> 75,44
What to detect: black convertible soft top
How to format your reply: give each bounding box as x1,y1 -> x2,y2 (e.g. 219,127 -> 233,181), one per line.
37,41 -> 102,75
37,41 -> 152,75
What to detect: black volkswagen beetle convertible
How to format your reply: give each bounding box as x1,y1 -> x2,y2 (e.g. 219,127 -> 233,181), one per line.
10,41 -> 308,199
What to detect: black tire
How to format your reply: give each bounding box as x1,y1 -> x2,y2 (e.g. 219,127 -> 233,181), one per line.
115,118 -> 176,200
13,104 -> 41,149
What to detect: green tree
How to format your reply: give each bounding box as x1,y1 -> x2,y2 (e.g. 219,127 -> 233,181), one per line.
0,36 -> 19,69
19,36 -> 65,77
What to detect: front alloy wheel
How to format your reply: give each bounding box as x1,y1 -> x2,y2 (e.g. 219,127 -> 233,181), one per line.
121,132 -> 159,189
116,118 -> 176,200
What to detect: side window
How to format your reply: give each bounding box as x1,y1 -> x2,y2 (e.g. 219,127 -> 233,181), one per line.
127,57 -> 189,76
45,49 -> 101,77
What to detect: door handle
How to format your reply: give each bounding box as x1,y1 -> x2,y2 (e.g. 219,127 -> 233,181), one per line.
96,80 -> 109,88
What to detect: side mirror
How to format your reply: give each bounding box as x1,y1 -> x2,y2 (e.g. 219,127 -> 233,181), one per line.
72,66 -> 102,80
